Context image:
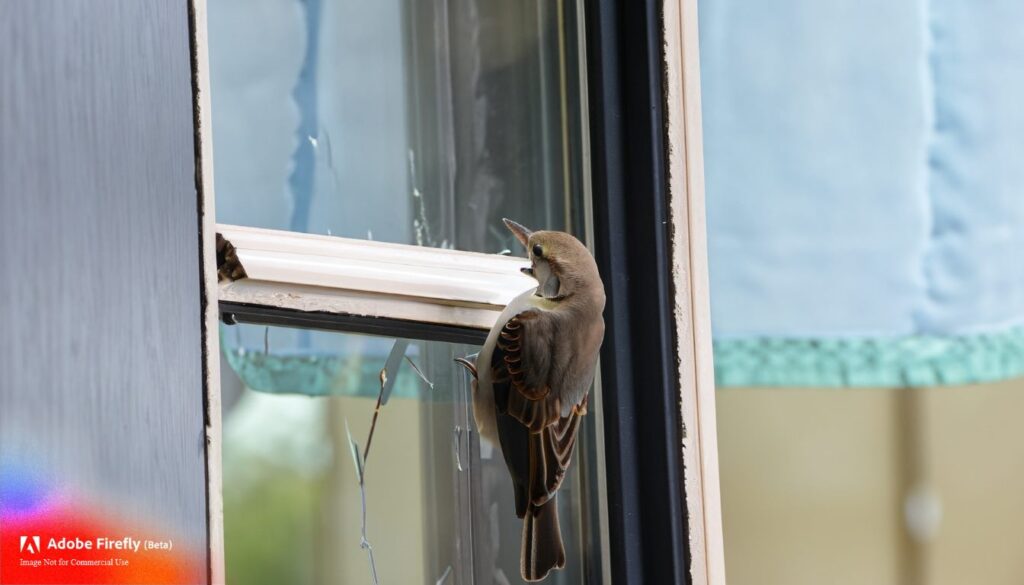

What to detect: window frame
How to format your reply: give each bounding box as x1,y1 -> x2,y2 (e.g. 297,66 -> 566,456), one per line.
583,0 -> 724,583
188,0 -> 723,583
189,2 -> 224,582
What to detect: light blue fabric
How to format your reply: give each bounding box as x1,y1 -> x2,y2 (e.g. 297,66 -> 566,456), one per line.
700,0 -> 1024,386
920,0 -> 1024,335
207,0 -> 411,241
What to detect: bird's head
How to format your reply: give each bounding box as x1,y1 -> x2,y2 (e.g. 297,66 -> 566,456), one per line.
503,218 -> 604,303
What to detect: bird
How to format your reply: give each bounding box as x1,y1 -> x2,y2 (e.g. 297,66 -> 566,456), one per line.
456,218 -> 606,582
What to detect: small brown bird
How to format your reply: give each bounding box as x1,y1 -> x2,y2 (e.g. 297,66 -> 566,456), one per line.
457,219 -> 606,582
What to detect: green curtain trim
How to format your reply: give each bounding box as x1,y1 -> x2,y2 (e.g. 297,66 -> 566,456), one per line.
226,326 -> 1024,392
224,349 -> 424,399
713,326 -> 1024,388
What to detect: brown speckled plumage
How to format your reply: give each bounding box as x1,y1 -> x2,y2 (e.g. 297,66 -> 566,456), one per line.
458,219 -> 605,582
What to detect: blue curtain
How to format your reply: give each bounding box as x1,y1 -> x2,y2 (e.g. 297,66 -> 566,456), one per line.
700,0 -> 1024,387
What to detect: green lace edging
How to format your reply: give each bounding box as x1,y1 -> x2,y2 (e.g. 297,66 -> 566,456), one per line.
224,349 -> 424,399
713,326 -> 1024,388
224,327 -> 1024,392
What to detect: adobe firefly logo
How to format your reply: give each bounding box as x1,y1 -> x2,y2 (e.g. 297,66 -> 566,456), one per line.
19,535 -> 41,554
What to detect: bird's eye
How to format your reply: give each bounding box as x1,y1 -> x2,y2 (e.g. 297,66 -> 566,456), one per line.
532,244 -> 543,258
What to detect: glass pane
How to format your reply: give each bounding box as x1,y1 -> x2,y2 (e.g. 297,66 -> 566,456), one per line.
207,0 -> 587,254
220,324 -> 589,584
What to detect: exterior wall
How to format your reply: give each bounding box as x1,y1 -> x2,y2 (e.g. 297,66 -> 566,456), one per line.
0,2 -> 208,581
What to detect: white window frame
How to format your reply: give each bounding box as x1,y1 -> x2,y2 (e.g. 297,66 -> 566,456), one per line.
665,0 -> 727,582
217,224 -> 535,332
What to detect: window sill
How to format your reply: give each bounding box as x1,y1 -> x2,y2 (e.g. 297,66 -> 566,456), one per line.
216,224 -> 535,337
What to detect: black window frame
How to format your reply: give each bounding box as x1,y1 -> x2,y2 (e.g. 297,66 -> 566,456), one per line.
585,0 -> 691,583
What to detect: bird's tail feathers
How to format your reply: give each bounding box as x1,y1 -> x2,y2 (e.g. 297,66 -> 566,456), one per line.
521,497 -> 565,582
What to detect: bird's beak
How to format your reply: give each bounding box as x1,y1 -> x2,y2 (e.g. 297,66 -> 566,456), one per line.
520,266 -> 534,277
502,218 -> 533,248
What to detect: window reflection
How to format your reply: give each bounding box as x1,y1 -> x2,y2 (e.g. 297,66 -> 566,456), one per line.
220,324 -> 589,584
208,0 -> 586,253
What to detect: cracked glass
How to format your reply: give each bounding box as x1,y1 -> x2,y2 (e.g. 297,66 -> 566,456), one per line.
208,0 -> 589,255
219,325 -> 593,584
208,1 -> 602,581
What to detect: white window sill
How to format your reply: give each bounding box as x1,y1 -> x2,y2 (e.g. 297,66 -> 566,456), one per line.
217,224 -> 536,332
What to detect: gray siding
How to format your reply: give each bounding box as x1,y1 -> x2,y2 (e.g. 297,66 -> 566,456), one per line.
0,0 -> 208,566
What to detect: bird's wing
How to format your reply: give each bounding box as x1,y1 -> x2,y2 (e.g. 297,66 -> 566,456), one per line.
491,310 -> 588,515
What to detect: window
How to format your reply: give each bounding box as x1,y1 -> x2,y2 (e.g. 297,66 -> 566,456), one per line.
191,0 -> 722,583
0,1 -> 717,585
205,0 -> 603,582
